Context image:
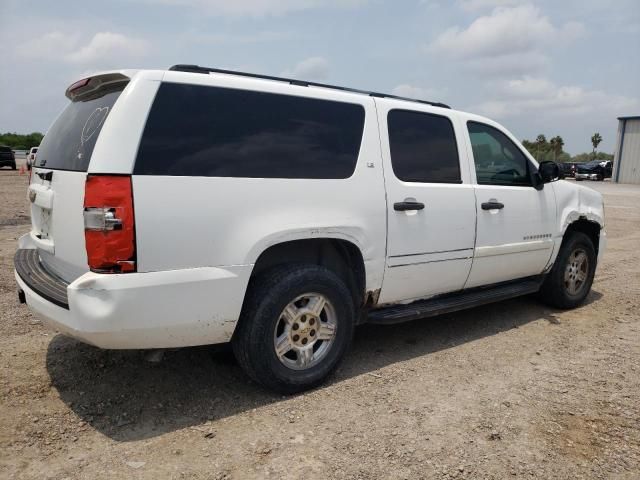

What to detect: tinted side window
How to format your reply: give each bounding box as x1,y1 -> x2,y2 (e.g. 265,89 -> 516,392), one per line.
387,110 -> 461,183
468,121 -> 532,187
135,83 -> 365,178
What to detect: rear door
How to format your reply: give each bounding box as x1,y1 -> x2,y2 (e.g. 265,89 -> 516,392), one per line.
28,78 -> 128,282
376,101 -> 477,304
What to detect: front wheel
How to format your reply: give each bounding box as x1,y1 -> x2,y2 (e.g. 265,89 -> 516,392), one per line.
232,264 -> 355,394
539,232 -> 597,309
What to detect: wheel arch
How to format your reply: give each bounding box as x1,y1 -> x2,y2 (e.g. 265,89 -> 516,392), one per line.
249,237 -> 369,309
562,217 -> 602,257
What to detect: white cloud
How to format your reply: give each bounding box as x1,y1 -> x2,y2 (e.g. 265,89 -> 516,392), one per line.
281,56 -> 329,80
65,32 -> 148,64
469,76 -> 640,119
391,84 -> 443,101
429,5 -> 582,58
428,5 -> 585,75
144,0 -> 366,16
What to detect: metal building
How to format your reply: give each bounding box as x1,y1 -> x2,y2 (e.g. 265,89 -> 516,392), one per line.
613,116 -> 640,184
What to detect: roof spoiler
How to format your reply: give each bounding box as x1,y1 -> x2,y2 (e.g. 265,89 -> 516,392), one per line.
65,73 -> 130,101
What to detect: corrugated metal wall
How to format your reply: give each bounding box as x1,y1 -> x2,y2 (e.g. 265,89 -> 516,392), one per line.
614,119 -> 640,185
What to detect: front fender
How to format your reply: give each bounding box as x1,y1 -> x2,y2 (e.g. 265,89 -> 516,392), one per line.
553,181 -> 605,233
547,180 -> 605,268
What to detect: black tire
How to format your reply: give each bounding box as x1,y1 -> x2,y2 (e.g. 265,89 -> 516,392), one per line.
11,162 -> 17,170
232,264 -> 355,394
539,232 -> 596,309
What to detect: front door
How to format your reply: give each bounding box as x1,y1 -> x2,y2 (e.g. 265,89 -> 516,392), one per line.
376,101 -> 477,304
464,120 -> 556,288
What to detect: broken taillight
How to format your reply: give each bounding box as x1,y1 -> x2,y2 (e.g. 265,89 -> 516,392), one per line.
83,175 -> 136,273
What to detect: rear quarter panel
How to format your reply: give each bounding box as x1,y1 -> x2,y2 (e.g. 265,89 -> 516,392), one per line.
132,72 -> 387,292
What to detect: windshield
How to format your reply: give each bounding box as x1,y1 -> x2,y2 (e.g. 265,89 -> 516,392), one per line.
35,86 -> 124,171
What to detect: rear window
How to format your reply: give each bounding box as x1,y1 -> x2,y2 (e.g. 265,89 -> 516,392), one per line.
35,86 -> 124,171
134,83 -> 365,178
0,147 -> 11,152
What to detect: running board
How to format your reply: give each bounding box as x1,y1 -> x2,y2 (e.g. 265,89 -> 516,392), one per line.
367,277 -> 544,325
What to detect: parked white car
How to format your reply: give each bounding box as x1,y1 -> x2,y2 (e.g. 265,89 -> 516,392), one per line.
15,66 -> 606,393
26,147 -> 38,170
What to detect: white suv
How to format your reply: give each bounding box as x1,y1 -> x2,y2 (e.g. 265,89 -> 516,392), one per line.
15,66 -> 606,393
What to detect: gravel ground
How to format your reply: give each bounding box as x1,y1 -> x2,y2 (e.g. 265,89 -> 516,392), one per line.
1,166 -> 639,479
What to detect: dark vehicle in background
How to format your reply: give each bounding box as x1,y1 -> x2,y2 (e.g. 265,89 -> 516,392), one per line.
0,146 -> 17,170
559,162 -> 578,178
575,160 -> 613,181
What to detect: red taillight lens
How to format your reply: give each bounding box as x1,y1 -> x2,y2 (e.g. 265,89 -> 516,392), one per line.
83,175 -> 136,273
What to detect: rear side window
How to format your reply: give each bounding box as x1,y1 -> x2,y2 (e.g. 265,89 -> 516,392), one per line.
134,83 -> 365,178
387,110 -> 461,183
35,86 -> 124,171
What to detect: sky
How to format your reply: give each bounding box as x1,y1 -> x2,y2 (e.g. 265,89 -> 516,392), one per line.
1,0 -> 639,154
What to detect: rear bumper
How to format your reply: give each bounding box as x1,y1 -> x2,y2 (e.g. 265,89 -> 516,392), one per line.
15,248 -> 252,349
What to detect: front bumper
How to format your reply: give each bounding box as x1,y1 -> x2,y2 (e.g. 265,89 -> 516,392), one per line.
598,229 -> 607,265
575,172 -> 599,180
15,248 -> 252,349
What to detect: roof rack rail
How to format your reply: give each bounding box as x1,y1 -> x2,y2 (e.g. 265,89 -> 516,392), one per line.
168,64 -> 451,109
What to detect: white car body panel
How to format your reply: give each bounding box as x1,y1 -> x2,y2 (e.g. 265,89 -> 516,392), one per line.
15,254 -> 250,348
89,70 -> 163,174
457,112 -> 557,288
374,99 -> 477,304
132,72 -> 387,292
16,68 -> 607,349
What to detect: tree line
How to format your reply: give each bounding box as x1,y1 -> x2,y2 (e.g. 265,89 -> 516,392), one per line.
0,132 -> 44,150
521,132 -> 612,163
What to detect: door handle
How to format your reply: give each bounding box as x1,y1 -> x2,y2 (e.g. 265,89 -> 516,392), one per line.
481,201 -> 504,210
394,201 -> 425,211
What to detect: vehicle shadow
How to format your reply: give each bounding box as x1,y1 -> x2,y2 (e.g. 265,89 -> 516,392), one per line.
46,289 -> 603,442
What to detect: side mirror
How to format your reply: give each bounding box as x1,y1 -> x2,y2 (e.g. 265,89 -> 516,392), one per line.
538,161 -> 561,183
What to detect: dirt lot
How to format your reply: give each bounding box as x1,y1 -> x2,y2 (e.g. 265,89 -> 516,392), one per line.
1,165 -> 639,479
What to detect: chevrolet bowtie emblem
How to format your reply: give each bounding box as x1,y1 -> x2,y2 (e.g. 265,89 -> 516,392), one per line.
29,190 -> 37,203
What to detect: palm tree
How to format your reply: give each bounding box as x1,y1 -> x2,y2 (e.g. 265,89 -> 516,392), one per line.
591,133 -> 602,158
550,135 -> 564,161
536,134 -> 547,161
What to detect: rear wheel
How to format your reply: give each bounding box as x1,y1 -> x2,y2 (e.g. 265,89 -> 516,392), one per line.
232,264 -> 355,394
539,232 -> 596,309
